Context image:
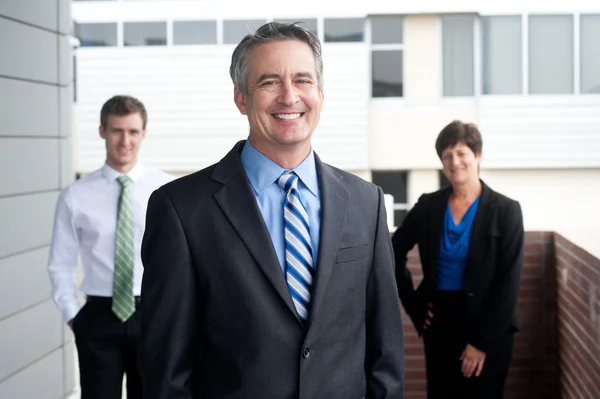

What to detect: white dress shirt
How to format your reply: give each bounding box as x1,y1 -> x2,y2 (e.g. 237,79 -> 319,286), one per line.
48,162 -> 175,323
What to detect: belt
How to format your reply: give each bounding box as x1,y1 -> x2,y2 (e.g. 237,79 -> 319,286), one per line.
86,295 -> 141,303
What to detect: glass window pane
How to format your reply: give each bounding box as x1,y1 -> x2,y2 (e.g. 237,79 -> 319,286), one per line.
223,20 -> 267,44
75,22 -> 117,47
529,15 -> 573,94
439,170 -> 451,188
173,21 -> 217,45
124,22 -> 166,46
371,171 -> 408,203
324,18 -> 365,42
394,210 -> 408,228
581,14 -> 600,94
482,16 -> 522,94
372,50 -> 403,97
371,16 -> 403,44
442,15 -> 475,97
273,19 -> 318,36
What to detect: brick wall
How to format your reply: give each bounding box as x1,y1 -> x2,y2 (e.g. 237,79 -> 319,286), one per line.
401,232 -> 559,398
555,233 -> 600,399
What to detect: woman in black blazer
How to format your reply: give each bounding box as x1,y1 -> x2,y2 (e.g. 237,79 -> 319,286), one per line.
392,120 -> 524,399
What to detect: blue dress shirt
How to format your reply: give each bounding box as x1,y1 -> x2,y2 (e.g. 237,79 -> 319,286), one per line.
240,140 -> 321,273
436,197 -> 480,291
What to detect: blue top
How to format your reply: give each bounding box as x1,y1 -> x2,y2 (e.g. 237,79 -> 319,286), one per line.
436,197 -> 480,291
240,140 -> 321,273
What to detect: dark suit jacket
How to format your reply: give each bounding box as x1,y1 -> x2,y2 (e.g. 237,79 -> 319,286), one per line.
139,141 -> 405,399
391,181 -> 524,352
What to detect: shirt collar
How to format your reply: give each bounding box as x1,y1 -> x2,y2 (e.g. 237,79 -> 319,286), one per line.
240,140 -> 318,197
101,161 -> 145,184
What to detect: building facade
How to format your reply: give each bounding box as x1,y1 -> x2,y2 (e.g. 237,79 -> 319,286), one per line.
71,0 -> 600,233
0,1 -> 76,398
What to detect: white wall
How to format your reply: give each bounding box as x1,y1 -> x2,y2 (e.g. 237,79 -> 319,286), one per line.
75,43 -> 369,173
369,14 -> 479,170
480,169 -> 600,231
0,0 -> 76,398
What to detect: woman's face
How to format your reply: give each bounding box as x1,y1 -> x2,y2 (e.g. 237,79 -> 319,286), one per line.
441,141 -> 481,186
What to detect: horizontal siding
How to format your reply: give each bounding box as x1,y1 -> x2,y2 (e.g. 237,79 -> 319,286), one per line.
479,97 -> 600,168
75,44 -> 368,173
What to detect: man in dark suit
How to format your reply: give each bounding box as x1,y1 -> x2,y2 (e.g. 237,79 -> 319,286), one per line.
139,22 -> 405,399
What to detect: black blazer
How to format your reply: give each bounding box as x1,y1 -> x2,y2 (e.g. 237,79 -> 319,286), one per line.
139,141 -> 405,399
392,181 -> 524,352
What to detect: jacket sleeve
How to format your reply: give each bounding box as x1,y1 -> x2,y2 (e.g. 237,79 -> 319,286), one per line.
365,187 -> 405,399
391,195 -> 424,333
470,200 -> 524,352
139,189 -> 198,399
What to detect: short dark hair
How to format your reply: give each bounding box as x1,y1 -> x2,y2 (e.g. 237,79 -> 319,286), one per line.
229,21 -> 323,96
435,120 -> 483,159
100,95 -> 147,129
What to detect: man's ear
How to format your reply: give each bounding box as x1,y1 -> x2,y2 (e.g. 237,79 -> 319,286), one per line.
99,125 -> 105,139
233,87 -> 248,115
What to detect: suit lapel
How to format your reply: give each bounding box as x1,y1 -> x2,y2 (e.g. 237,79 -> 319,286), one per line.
212,141 -> 298,319
306,158 -> 348,330
465,181 -> 497,276
429,187 -> 451,276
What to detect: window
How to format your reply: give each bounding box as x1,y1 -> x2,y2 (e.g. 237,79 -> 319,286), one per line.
324,18 -> 365,42
74,22 -> 117,47
442,15 -> 475,97
528,15 -> 573,94
274,19 -> 318,36
439,170 -> 451,189
223,20 -> 267,44
173,21 -> 217,45
580,14 -> 600,94
372,171 -> 409,227
481,16 -> 522,94
124,22 -> 167,46
371,16 -> 403,97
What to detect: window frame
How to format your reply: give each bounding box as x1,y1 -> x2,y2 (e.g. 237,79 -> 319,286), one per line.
369,16 -> 405,99
371,170 -> 410,228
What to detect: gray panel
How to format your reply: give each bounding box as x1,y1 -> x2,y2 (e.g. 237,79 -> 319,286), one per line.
0,247 -> 51,319
59,86 -> 72,138
0,191 -> 58,259
59,35 -> 71,86
0,348 -> 64,399
0,138 -> 60,196
0,18 -> 59,84
60,136 -> 75,188
0,300 -> 63,381
0,78 -> 59,137
58,0 -> 71,35
63,343 -> 76,395
0,0 -> 59,32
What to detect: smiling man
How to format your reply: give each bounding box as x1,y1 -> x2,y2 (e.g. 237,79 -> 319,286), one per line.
48,95 -> 174,399
139,22 -> 405,399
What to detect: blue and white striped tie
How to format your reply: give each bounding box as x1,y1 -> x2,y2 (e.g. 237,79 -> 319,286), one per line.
278,171 -> 314,324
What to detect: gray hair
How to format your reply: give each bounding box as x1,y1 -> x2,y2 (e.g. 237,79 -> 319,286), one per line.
229,21 -> 324,96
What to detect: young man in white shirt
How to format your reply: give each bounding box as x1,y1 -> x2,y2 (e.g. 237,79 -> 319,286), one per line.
48,95 -> 174,399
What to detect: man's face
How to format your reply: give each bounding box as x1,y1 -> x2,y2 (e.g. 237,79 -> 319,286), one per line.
99,113 -> 146,172
234,39 -> 324,158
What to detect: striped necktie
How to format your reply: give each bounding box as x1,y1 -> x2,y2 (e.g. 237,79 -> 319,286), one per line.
277,171 -> 314,324
113,175 -> 135,322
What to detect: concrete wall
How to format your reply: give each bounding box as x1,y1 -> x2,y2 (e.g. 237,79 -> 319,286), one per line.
0,1 -> 75,398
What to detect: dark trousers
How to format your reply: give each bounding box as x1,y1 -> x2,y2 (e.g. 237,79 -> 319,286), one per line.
73,296 -> 143,399
423,290 -> 514,399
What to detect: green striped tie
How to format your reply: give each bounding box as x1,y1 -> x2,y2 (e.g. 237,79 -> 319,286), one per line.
113,175 -> 135,322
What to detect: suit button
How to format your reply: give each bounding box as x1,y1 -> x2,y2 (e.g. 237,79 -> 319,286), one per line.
302,347 -> 311,358
467,292 -> 474,297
